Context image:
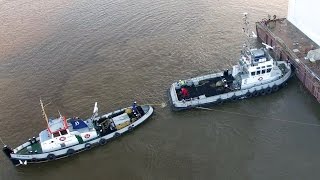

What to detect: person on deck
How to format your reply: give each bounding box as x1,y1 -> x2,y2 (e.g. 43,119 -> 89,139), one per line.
132,101 -> 140,117
179,80 -> 186,87
181,87 -> 189,99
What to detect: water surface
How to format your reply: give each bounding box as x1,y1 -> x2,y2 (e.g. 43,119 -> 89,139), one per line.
1,0 -> 320,179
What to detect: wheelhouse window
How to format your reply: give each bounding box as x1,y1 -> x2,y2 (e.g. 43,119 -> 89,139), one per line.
262,66 -> 265,68
53,132 -> 60,137
267,68 -> 272,73
60,130 -> 68,135
262,70 -> 266,74
251,72 -> 255,76
267,65 -> 272,68
257,71 -> 261,75
256,67 -> 260,69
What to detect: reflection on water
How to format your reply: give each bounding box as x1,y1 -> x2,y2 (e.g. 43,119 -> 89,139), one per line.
1,0 -> 320,179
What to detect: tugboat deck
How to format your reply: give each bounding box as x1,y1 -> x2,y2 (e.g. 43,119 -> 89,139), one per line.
17,142 -> 43,154
175,75 -> 234,100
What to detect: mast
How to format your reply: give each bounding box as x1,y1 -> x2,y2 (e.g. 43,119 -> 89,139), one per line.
242,13 -> 254,51
40,99 -> 49,125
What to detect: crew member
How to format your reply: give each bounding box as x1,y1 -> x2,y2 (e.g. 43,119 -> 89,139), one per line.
132,101 -> 140,117
179,80 -> 186,87
181,87 -> 189,98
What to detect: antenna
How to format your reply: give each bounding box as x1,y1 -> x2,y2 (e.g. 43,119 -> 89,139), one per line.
242,13 -> 251,50
242,13 -> 257,50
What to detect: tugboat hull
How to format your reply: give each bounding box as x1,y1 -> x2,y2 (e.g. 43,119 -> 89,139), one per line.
5,105 -> 153,166
169,62 -> 292,111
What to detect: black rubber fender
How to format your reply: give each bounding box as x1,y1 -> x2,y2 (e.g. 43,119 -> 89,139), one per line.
47,154 -> 56,161
99,138 -> 107,145
252,91 -> 259,97
67,149 -> 75,156
31,158 -> 37,162
272,85 -> 279,92
245,91 -> 252,98
216,98 -> 223,105
128,125 -> 134,132
85,143 -> 92,150
260,89 -> 267,96
113,132 -> 121,138
266,87 -> 272,94
231,95 -> 238,101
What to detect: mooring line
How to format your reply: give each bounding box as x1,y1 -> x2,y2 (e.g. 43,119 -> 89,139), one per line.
143,100 -> 169,108
0,136 -> 6,146
196,107 -> 320,127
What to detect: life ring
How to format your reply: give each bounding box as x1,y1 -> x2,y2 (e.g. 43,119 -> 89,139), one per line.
258,77 -> 263,81
272,85 -> 279,92
85,143 -> 92,150
113,132 -> 121,138
84,134 -> 90,139
67,149 -> 75,156
59,136 -> 66,141
47,154 -> 56,161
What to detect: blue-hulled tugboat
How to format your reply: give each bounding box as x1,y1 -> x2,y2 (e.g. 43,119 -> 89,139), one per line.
2,100 -> 153,166
168,13 -> 292,111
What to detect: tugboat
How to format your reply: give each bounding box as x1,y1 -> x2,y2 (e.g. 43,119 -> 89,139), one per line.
168,14 -> 292,111
2,100 -> 153,166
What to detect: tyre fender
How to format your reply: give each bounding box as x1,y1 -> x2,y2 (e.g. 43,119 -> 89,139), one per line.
245,91 -> 252,98
231,95 -> 238,101
252,91 -> 259,97
67,149 -> 75,156
266,87 -> 272,94
128,125 -> 134,132
85,143 -> 92,150
99,138 -> 107,145
113,132 -> 121,138
272,85 -> 279,92
47,154 -> 56,161
216,98 -> 223,105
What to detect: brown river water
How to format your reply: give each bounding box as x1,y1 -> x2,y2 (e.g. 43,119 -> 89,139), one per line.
1,0 -> 320,179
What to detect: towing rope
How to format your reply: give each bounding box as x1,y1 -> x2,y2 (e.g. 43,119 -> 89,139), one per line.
196,106 -> 320,127
144,102 -> 168,108
0,136 -> 6,146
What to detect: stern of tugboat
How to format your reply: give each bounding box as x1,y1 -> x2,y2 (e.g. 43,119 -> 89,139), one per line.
2,145 -> 20,166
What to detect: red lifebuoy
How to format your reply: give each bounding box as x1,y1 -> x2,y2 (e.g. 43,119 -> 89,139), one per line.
59,136 -> 66,141
258,77 -> 263,81
84,134 -> 90,139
